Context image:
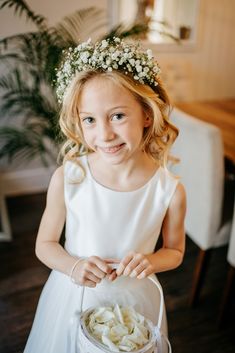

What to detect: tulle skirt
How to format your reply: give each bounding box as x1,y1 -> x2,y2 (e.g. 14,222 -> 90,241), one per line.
24,270 -> 167,353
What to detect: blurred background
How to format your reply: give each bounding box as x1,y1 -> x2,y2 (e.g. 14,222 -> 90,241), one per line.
0,1 -> 235,352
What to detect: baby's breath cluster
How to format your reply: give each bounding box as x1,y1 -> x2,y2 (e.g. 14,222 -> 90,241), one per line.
55,37 -> 161,103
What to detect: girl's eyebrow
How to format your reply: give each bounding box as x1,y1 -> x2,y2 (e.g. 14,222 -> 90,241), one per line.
109,105 -> 129,110
109,105 -> 130,112
79,111 -> 92,115
79,106 -> 129,115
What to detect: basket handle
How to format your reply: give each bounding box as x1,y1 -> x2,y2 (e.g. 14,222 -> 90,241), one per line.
78,274 -> 164,329
154,326 -> 172,353
148,276 -> 164,329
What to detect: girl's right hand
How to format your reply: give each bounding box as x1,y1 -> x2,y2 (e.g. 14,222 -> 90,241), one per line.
72,256 -> 112,287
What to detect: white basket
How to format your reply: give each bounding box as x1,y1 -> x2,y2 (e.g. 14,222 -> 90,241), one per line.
67,277 -> 172,353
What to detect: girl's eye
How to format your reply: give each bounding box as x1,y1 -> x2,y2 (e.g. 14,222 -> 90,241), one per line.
112,113 -> 124,121
82,117 -> 95,125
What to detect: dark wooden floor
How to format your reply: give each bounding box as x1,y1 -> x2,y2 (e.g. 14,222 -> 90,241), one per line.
0,193 -> 235,353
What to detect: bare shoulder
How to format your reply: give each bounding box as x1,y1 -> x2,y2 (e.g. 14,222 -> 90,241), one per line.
171,182 -> 186,206
47,165 -> 64,204
163,182 -> 186,238
49,165 -> 64,188
168,182 -> 186,218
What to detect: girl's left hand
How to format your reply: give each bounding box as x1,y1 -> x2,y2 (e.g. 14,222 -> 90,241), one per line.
116,252 -> 154,279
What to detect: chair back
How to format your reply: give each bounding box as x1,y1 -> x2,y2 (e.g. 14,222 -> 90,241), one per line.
169,108 -> 224,250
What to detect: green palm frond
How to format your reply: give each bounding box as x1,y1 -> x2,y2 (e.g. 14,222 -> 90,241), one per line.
0,68 -> 57,121
0,0 -> 47,31
0,31 -> 64,85
0,126 -> 58,165
0,53 -> 19,62
52,7 -> 107,45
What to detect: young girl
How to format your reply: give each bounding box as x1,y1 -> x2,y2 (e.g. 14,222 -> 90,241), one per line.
24,37 -> 186,353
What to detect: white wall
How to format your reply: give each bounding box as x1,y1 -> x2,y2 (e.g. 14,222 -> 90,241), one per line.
0,0 -> 108,37
150,0 -> 235,101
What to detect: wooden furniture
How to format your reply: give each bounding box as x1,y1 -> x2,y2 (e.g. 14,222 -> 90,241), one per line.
175,99 -> 235,164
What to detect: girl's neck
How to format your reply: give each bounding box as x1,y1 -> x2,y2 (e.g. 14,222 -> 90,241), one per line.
87,152 -> 159,192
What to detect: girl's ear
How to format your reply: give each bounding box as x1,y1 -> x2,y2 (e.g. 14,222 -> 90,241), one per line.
144,116 -> 152,127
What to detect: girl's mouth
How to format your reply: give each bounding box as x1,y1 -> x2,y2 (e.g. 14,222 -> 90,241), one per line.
100,143 -> 125,154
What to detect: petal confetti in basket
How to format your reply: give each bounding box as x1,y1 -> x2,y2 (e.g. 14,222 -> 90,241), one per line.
68,276 -> 172,353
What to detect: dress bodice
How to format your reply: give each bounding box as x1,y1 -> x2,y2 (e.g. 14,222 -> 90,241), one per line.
64,156 -> 178,260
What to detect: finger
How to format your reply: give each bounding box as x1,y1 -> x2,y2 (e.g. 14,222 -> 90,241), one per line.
103,258 -> 120,270
76,269 -> 101,286
137,265 -> 154,279
116,253 -> 135,276
109,272 -> 118,281
129,262 -> 147,278
86,256 -> 112,278
106,270 -> 118,282
85,263 -> 107,279
123,254 -> 145,276
89,256 -> 112,275
104,258 -> 120,264
84,280 -> 97,288
86,271 -> 103,284
137,270 -> 148,280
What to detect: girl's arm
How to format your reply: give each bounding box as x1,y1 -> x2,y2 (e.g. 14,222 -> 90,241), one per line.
35,166 -> 112,286
115,183 -> 186,279
35,166 -> 75,274
147,182 -> 186,273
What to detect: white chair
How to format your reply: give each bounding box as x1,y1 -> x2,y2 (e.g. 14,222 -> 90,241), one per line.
169,107 -> 232,306
218,196 -> 235,325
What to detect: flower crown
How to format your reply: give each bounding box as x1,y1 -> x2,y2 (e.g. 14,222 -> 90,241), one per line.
55,37 -> 161,103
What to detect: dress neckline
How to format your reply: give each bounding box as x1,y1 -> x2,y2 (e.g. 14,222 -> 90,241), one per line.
84,154 -> 161,194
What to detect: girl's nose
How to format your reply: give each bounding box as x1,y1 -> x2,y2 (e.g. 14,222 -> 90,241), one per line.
98,122 -> 115,141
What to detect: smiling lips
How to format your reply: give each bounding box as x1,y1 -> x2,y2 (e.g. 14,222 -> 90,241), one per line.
100,143 -> 125,154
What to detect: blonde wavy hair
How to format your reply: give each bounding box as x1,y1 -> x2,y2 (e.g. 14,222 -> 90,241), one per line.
59,70 -> 178,169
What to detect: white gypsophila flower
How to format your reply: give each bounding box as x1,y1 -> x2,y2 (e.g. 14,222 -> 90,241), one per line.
101,40 -> 108,48
147,49 -> 153,59
80,51 -> 90,63
55,37 -> 161,103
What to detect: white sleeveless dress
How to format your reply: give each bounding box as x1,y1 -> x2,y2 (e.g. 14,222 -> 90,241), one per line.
24,155 -> 178,353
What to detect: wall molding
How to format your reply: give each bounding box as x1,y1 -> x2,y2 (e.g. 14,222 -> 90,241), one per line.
0,166 -> 56,197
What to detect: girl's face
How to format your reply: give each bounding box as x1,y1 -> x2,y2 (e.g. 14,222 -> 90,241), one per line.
78,77 -> 151,165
